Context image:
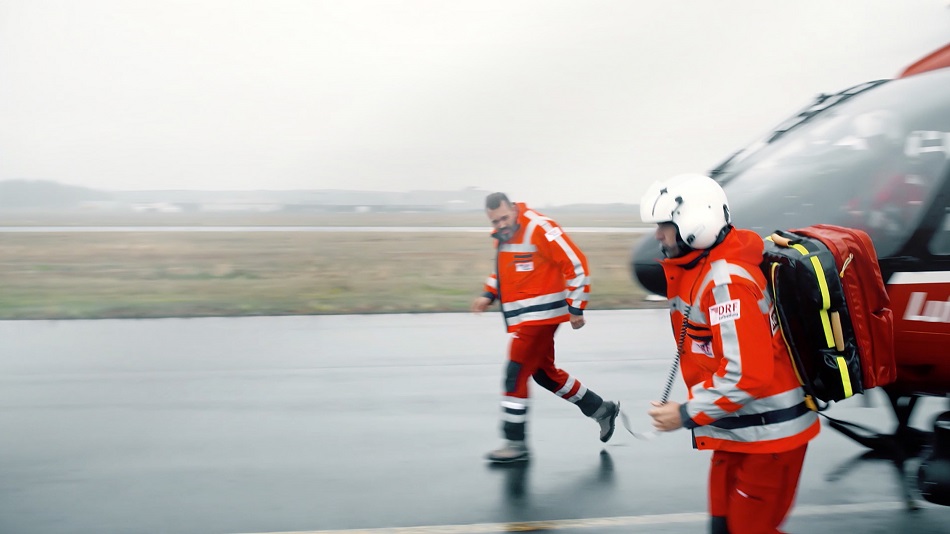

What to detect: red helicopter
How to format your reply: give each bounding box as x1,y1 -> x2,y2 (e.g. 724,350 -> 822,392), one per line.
631,42 -> 950,507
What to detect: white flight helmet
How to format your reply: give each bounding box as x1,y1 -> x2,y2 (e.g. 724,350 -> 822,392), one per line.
639,173 -> 732,250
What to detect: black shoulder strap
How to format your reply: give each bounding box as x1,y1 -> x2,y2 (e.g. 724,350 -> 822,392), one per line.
768,261 -> 825,412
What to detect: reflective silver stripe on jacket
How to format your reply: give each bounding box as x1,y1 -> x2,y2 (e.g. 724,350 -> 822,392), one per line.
502,291 -> 568,312
524,209 -> 589,305
499,243 -> 538,253
670,296 -> 707,324
687,259 -> 798,422
692,390 -> 818,443
502,291 -> 569,327
693,260 -> 761,306
505,306 -> 569,327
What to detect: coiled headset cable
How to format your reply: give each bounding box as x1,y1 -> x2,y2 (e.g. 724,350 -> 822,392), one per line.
620,308 -> 690,440
621,251 -> 707,441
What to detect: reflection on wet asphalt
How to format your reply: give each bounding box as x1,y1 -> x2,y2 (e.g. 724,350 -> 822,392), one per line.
0,311 -> 948,533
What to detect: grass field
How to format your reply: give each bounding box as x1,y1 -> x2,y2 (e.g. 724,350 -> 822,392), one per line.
0,211 -> 662,320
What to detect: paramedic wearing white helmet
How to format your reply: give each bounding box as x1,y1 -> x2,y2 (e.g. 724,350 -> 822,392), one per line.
640,174 -> 820,534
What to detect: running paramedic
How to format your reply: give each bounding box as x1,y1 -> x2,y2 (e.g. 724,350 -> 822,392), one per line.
472,192 -> 620,464
640,174 -> 820,534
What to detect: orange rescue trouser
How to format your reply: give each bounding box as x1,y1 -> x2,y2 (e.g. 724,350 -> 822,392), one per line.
501,324 -> 603,441
507,324 -> 565,397
708,444 -> 808,534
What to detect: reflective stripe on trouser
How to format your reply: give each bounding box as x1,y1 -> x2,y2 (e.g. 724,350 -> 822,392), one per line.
500,398 -> 528,441
500,324 -> 604,441
708,444 -> 808,534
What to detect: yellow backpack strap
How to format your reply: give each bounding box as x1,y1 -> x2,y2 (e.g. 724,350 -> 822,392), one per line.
770,231 -> 837,360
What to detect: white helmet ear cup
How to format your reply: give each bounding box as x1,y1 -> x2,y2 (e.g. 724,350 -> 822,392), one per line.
639,173 -> 731,250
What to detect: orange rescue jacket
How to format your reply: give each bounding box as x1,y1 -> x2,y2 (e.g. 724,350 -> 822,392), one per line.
482,203 -> 590,333
661,228 -> 820,453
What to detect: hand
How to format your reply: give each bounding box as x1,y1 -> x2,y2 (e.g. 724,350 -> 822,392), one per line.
648,401 -> 683,432
569,314 -> 585,330
471,296 -> 492,313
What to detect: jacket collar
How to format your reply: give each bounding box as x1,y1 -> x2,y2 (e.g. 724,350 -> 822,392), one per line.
662,227 -> 763,270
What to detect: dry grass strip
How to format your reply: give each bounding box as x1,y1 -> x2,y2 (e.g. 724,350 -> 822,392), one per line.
0,230 -> 658,319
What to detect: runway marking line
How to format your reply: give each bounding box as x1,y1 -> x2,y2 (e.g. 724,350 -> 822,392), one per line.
237,501 -> 906,533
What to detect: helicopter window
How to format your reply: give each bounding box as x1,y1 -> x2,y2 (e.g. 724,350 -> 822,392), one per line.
718,69 -> 950,257
931,209 -> 950,255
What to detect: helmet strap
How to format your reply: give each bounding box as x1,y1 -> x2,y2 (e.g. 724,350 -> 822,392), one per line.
679,225 -> 732,270
674,233 -> 693,255
712,225 -> 733,247
682,247 -> 711,270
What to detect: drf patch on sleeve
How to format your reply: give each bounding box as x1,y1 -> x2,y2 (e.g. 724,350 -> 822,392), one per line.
709,299 -> 741,325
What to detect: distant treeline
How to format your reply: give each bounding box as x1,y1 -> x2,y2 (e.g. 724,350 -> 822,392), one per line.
0,180 -> 111,209
0,180 -> 636,212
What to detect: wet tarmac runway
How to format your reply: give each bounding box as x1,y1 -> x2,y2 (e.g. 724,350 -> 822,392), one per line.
1,310 -> 948,533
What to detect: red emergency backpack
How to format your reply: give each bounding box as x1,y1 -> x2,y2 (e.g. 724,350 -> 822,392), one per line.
761,224 -> 896,407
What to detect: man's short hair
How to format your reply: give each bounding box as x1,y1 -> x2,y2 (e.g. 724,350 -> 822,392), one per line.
485,192 -> 511,210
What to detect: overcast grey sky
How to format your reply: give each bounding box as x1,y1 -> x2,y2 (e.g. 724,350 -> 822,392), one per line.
2,1 -> 950,206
